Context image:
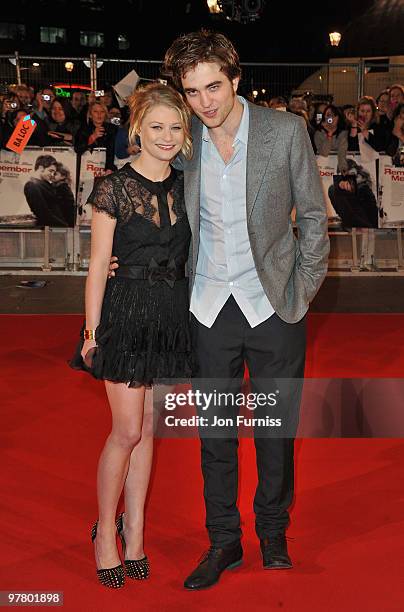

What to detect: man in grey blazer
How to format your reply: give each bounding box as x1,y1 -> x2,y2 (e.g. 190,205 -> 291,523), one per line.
111,30 -> 329,589
163,31 -> 329,590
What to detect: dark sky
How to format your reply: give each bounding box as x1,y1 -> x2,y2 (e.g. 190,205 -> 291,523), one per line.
141,0 -> 376,62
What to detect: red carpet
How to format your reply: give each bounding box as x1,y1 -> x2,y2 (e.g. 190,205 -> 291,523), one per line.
1,314 -> 404,611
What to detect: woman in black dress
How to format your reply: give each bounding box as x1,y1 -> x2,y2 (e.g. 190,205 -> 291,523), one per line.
70,83 -> 193,588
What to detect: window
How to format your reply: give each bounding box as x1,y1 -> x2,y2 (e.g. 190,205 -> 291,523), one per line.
0,23 -> 26,40
80,31 -> 104,48
40,26 -> 67,44
118,34 -> 130,50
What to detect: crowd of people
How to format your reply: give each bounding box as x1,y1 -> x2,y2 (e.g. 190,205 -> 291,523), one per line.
0,85 -> 137,174
1,81 -> 403,236
257,84 -> 404,167
1,81 -> 403,172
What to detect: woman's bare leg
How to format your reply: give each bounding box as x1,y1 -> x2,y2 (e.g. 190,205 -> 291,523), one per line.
94,382 -> 145,569
121,388 -> 154,559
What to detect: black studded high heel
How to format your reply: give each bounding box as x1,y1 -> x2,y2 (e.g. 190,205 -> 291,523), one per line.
116,513 -> 150,580
91,521 -> 125,588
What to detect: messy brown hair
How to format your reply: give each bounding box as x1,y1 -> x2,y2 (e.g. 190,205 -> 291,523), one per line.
127,82 -> 193,160
163,30 -> 241,90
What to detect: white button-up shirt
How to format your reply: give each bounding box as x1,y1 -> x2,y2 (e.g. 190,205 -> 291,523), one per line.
190,97 -> 275,328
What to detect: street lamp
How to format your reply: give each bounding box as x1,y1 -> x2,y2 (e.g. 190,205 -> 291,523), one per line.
207,0 -> 222,13
329,31 -> 342,47
65,61 -> 74,94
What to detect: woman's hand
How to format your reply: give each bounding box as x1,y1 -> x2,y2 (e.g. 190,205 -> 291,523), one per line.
81,338 -> 97,368
357,119 -> 369,139
88,126 -> 105,145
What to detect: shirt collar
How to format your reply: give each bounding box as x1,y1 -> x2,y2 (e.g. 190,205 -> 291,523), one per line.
202,95 -> 248,145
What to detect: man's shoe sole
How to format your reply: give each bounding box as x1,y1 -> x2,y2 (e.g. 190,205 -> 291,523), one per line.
263,563 -> 293,570
184,559 -> 243,591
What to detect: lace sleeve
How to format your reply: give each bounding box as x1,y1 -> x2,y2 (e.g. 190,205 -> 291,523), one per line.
87,176 -> 118,219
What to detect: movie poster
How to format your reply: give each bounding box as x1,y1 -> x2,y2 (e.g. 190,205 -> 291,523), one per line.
379,156 -> 404,227
0,147 -> 76,227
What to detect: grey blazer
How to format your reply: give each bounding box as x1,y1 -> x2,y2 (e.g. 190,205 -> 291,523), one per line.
179,102 -> 330,324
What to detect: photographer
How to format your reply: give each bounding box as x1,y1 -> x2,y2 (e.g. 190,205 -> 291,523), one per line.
1,94 -> 22,124
314,104 -> 348,172
74,100 -> 117,172
32,87 -> 56,121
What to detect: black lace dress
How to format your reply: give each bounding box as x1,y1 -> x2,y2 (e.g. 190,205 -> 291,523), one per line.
69,163 -> 195,387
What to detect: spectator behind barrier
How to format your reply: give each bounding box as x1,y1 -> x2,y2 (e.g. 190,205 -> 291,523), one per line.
99,89 -> 115,110
385,103 -> 404,164
114,115 -> 141,160
314,104 -> 348,172
32,87 -> 56,121
45,99 -> 80,146
268,96 -> 287,111
74,100 -> 117,172
347,96 -> 391,152
108,106 -> 122,126
309,102 -> 327,131
11,85 -> 32,109
387,84 -> 404,121
288,96 -> 308,114
376,90 -> 391,129
1,94 -> 22,121
69,91 -> 88,122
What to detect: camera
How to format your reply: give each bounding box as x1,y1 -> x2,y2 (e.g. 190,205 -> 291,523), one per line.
326,117 -> 333,124
316,112 -> 322,124
110,117 -> 121,126
42,94 -> 51,101
95,90 -> 104,97
10,102 -> 18,109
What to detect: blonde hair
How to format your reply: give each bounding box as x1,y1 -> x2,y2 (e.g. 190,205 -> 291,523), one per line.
88,100 -> 109,123
128,82 -> 192,160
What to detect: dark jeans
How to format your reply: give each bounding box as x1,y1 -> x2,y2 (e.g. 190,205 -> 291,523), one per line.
191,295 -> 306,546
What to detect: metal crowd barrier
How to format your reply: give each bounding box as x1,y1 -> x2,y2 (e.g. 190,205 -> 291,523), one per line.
1,53 -> 404,105
1,226 -> 403,276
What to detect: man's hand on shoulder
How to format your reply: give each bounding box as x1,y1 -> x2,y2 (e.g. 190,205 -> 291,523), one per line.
108,255 -> 119,278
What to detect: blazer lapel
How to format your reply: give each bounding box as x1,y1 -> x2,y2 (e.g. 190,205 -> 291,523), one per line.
246,102 -> 278,220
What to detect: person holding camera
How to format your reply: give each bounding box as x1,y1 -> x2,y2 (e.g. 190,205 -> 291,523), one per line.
314,104 -> 348,171
347,96 -> 389,153
32,88 -> 56,121
75,100 -> 117,172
